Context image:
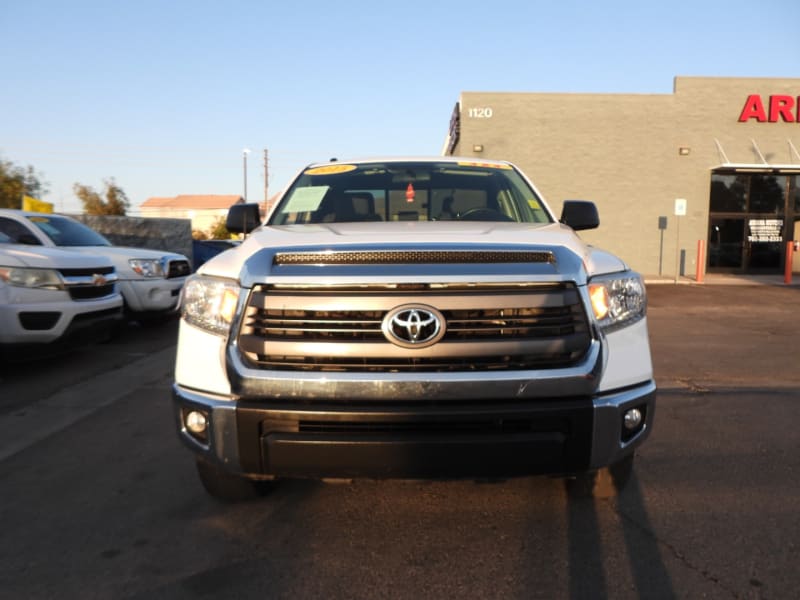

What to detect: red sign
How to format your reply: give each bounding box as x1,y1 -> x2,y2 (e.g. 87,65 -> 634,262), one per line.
739,94 -> 799,123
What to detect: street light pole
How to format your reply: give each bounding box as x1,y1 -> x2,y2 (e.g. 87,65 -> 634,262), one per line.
242,148 -> 251,201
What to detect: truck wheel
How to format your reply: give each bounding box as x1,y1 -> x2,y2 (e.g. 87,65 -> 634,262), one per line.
564,471 -> 597,498
195,457 -> 275,502
608,453 -> 635,490
565,454 -> 635,498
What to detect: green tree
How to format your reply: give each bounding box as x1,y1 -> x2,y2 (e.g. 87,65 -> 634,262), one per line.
208,216 -> 231,239
73,178 -> 129,215
0,158 -> 48,208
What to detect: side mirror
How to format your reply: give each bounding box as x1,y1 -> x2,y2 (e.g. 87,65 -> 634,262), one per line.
226,203 -> 261,235
560,200 -> 599,231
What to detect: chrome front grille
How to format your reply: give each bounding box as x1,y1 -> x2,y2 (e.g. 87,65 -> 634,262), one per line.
237,282 -> 592,372
59,266 -> 118,301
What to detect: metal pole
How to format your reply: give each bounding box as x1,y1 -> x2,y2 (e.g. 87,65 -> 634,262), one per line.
674,216 -> 681,284
243,149 -> 250,201
696,239 -> 706,284
264,148 -> 269,210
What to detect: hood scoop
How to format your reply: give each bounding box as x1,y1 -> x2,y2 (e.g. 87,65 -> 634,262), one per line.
273,249 -> 556,266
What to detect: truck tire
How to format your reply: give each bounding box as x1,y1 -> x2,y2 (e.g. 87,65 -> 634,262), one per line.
195,457 -> 275,502
565,454 -> 636,498
565,471 -> 597,498
608,453 -> 635,490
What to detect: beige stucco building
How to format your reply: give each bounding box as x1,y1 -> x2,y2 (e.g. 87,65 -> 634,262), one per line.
444,76 -> 800,277
140,195 -> 243,235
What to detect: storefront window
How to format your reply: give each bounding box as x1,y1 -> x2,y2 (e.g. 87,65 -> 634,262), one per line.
749,174 -> 786,214
709,174 -> 747,212
708,171 -> 794,273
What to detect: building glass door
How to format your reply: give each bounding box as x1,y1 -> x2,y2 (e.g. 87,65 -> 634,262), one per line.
708,171 -> 794,273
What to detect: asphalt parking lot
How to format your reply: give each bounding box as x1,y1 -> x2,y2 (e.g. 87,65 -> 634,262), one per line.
0,283 -> 798,599
646,281 -> 800,390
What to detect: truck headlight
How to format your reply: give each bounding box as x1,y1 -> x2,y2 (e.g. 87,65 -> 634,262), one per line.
129,258 -> 165,278
0,266 -> 64,290
181,275 -> 240,336
588,273 -> 646,332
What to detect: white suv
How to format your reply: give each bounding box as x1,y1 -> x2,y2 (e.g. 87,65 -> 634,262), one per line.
0,233 -> 123,351
0,210 -> 191,318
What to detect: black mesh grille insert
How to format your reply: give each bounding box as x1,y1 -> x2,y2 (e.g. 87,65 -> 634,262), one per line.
274,250 -> 555,265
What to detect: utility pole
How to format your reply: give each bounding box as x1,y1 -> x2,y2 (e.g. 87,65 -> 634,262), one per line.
264,148 -> 269,211
242,148 -> 251,201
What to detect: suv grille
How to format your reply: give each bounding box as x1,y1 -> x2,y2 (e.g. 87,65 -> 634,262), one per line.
237,282 -> 592,372
59,266 -> 118,301
167,259 -> 191,279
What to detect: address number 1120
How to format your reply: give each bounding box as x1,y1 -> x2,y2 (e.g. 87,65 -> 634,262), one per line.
467,107 -> 493,118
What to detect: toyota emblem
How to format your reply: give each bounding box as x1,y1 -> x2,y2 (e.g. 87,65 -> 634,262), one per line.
382,304 -> 445,349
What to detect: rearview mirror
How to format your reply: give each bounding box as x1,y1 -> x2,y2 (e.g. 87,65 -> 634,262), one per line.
226,203 -> 261,235
560,200 -> 599,231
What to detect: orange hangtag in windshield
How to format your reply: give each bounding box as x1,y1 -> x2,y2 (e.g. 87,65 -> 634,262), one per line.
406,182 -> 415,203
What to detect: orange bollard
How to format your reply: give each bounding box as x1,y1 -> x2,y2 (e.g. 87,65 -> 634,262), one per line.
786,242 -> 794,285
696,240 -> 706,284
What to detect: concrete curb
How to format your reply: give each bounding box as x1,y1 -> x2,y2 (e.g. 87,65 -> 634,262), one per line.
644,274 -> 800,286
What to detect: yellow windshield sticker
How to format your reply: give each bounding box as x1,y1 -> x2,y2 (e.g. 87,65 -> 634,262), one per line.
28,216 -> 50,222
527,199 -> 542,209
305,164 -> 357,175
457,161 -> 512,169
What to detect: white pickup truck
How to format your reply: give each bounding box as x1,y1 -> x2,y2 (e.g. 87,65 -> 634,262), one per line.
172,157 -> 656,500
0,234 -> 122,353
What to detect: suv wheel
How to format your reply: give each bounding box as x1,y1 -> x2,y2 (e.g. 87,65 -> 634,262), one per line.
195,457 -> 276,502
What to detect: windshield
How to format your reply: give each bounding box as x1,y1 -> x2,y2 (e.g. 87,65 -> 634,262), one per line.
268,161 -> 553,225
26,215 -> 111,247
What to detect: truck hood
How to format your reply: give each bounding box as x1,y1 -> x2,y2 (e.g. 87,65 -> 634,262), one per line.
0,245 -> 114,270
198,222 -> 631,286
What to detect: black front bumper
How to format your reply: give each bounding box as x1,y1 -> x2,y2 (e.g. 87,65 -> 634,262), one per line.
244,401 -> 593,478
174,385 -> 600,479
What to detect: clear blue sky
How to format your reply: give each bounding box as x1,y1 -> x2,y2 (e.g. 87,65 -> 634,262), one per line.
1,0 -> 798,214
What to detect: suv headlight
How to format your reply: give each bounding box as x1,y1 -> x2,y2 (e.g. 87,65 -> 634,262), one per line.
181,275 -> 240,336
129,258 -> 165,278
0,266 -> 64,290
588,272 -> 646,332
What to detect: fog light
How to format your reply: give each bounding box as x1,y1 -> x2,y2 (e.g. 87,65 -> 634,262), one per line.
185,410 -> 208,435
623,408 -> 643,430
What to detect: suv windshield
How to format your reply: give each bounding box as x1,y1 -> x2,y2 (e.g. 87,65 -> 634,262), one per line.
26,215 -> 111,247
268,161 -> 553,225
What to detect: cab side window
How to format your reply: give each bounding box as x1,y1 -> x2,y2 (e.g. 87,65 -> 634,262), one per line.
0,218 -> 42,245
